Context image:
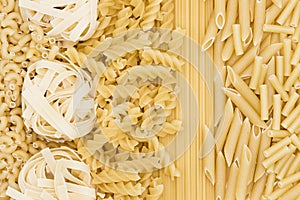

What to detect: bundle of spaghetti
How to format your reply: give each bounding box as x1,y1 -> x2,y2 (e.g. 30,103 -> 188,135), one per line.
18,0 -> 99,42
6,147 -> 96,200
22,59 -> 96,141
201,0 -> 300,199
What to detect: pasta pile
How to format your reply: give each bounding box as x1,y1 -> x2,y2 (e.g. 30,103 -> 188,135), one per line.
202,0 -> 300,199
22,59 -> 96,141
0,0 -> 182,199
6,147 -> 96,200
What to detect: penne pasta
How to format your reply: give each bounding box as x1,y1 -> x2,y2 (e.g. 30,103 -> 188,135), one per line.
276,154 -> 295,180
292,24 -> 300,42
267,184 -> 293,200
203,126 -> 215,185
275,56 -> 284,84
221,36 -> 234,61
267,130 -> 290,138
255,64 -> 269,94
278,183 -> 300,200
283,38 -> 291,76
250,174 -> 267,200
263,24 -> 295,34
272,94 -> 281,130
264,136 -> 291,157
239,0 -> 251,41
286,153 -> 300,176
215,0 -> 226,29
265,0 -> 289,23
234,118 -> 251,162
262,145 -> 290,168
284,64 -> 300,91
268,74 -> 289,102
248,125 -> 262,184
224,160 -> 239,200
276,0 -> 298,25
224,108 -> 243,166
259,43 -> 283,63
236,145 -> 252,200
290,1 -> 300,27
249,56 -> 263,89
253,0 -> 266,46
264,172 -> 276,197
232,45 -> 259,74
260,85 -> 269,120
232,24 -> 244,56
278,171 -> 300,188
215,152 -> 226,200
201,13 -> 218,51
221,0 -> 238,41
271,0 -> 283,8
223,88 -> 267,128
291,42 -> 300,65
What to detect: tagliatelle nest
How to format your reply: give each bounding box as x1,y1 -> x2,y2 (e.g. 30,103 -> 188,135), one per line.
19,0 -> 99,42
6,147 -> 97,200
22,59 -> 96,141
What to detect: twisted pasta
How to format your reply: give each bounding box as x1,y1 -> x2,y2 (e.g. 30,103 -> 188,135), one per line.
140,0 -> 162,29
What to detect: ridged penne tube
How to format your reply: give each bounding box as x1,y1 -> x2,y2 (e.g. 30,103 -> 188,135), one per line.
281,103 -> 300,128
288,116 -> 300,135
234,118 -> 251,162
272,94 -> 281,130
215,0 -> 226,29
263,24 -> 295,34
203,125 -> 215,185
221,0 -> 238,41
276,0 -> 298,25
278,183 -> 300,200
264,136 -> 291,157
278,171 -> 300,188
290,134 -> 300,151
222,36 -> 234,61
277,154 -> 295,180
283,38 -> 292,76
232,24 -> 244,56
201,13 -> 218,51
255,64 -> 269,94
224,160 -> 239,200
259,43 -> 283,63
249,56 -> 263,89
232,45 -> 259,74
291,42 -> 300,65
253,0 -> 266,45
227,66 -> 261,113
267,130 -> 290,138
214,33 -> 225,71
260,85 -> 269,120
250,175 -> 267,200
268,74 -> 289,102
215,152 -> 226,200
264,172 -> 276,197
248,125 -> 261,184
223,88 -> 267,128
262,145 -> 291,168
236,145 -> 252,200
239,0 -> 250,41
292,25 -> 300,42
290,1 -> 300,27
254,128 -> 271,182
284,64 -> 300,91
215,99 -> 234,151
224,108 -> 243,166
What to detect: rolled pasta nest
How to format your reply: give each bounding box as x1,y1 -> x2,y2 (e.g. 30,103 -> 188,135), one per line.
18,0 -> 99,42
6,147 -> 96,200
22,59 -> 96,141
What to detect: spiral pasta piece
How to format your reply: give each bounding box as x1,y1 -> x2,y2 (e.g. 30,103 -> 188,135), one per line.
140,0 -> 162,29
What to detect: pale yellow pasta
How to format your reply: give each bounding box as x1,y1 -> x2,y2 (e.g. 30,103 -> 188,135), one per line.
250,56 -> 263,89
264,167 -> 275,194
250,174 -> 266,200
276,0 -> 298,25
275,56 -> 284,84
232,45 -> 259,74
224,108 -> 243,166
264,136 -> 291,157
278,171 -> 300,188
263,145 -> 291,168
221,36 -> 234,61
286,153 -> 300,176
282,103 -> 300,128
224,160 -> 239,200
284,64 -> 300,91
239,0 -> 250,41
248,125 -> 261,184
227,66 -> 261,113
201,13 -> 218,51
271,0 -> 283,8
272,94 -> 282,130
234,118 -> 251,162
221,0 -> 238,41
268,74 -> 289,102
236,145 -> 252,200
203,126 -> 215,185
267,130 -> 291,138
253,0 -> 266,45
224,88 -> 267,128
254,128 -> 271,182
215,99 -> 234,151
263,24 -> 295,34
260,85 -> 269,120
267,184 -> 293,200
291,42 -> 300,65
283,38 -> 292,76
278,182 -> 300,200
232,24 -> 244,56
215,0 -> 226,29
277,153 -> 295,180
290,1 -> 300,27
215,152 -> 226,200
